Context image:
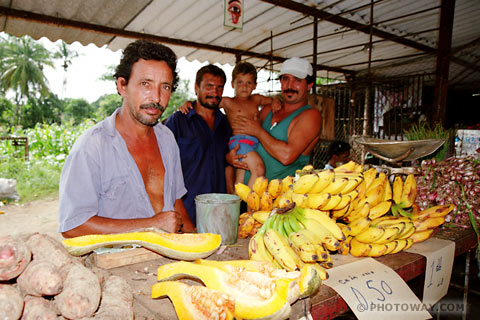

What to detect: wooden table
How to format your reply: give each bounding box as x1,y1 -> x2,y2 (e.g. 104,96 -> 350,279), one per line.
104,226 -> 477,320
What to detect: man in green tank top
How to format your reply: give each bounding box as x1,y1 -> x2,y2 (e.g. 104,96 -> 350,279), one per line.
229,57 -> 322,182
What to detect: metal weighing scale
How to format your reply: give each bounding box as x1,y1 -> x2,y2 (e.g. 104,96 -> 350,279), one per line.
354,137 -> 446,175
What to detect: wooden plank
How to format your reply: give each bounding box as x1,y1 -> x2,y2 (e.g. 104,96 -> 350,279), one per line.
93,247 -> 160,269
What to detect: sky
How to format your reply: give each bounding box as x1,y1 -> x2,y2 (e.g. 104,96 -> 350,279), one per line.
39,37 -> 279,103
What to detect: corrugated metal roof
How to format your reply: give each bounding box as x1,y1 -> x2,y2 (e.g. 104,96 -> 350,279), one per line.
1,0 -> 479,89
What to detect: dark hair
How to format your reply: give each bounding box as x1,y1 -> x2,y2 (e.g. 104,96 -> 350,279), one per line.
195,64 -> 227,87
114,40 -> 179,91
327,140 -> 351,158
305,74 -> 315,85
232,61 -> 257,82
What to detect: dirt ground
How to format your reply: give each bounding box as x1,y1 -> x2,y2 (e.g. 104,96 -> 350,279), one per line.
0,197 -> 62,241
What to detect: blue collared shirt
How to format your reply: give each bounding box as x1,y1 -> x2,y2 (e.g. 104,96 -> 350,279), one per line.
165,105 -> 232,224
58,108 -> 187,232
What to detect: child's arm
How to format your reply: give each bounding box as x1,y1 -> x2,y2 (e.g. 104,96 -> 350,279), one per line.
255,94 -> 283,113
177,101 -> 194,114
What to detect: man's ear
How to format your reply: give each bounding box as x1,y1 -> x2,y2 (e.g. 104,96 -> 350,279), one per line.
116,78 -> 127,96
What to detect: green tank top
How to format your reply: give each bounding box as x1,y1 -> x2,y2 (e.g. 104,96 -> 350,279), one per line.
245,105 -> 312,182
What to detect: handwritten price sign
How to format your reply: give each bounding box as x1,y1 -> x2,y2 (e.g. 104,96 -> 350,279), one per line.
324,257 -> 431,320
406,237 -> 455,305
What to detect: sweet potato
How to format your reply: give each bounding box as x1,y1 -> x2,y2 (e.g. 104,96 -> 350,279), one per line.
0,284 -> 24,320
17,260 -> 63,297
26,234 -> 74,269
21,295 -> 58,320
0,235 -> 31,280
91,275 -> 134,319
55,262 -> 101,319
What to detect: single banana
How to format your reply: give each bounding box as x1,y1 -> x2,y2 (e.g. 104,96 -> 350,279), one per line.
368,200 -> 393,220
288,231 -> 320,263
339,236 -> 352,255
319,194 -> 343,211
396,221 -> 416,239
296,228 -> 329,262
348,216 -> 372,236
267,179 -> 283,199
383,241 -> 398,255
235,182 -> 251,202
355,183 -> 385,209
362,167 -> 378,190
264,228 -> 303,271
403,238 -> 414,251
301,164 -> 315,171
320,177 -> 349,195
336,222 -> 351,237
252,176 -> 269,196
301,208 -> 346,241
399,174 -> 417,208
412,216 -> 445,232
331,203 -> 351,220
383,177 -> 393,201
334,160 -> 357,172
306,192 -> 331,209
367,243 -> 389,257
304,262 -> 329,281
281,176 -> 295,193
293,173 -> 319,194
309,169 -> 335,193
371,216 -> 410,228
277,189 -> 294,208
292,192 -> 309,208
389,239 -> 408,254
411,204 -> 455,221
372,226 -> 401,244
354,163 -> 364,173
344,202 -> 370,224
252,210 -> 271,224
409,229 -> 435,243
260,191 -> 274,211
355,180 -> 367,201
320,250 -> 334,269
322,235 -> 341,251
247,191 -> 261,211
340,177 -> 364,194
366,172 -> 387,193
384,221 -> 407,235
350,238 -> 373,257
331,194 -> 352,211
392,176 -> 404,205
355,226 -> 385,243
249,232 -> 275,264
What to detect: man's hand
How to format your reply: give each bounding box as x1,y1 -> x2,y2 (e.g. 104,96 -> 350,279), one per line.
152,211 -> 182,233
177,101 -> 194,114
226,144 -> 248,170
271,97 -> 283,113
230,116 -> 262,137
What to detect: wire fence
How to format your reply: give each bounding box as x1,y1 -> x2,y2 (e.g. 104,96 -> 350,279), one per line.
310,73 -> 432,168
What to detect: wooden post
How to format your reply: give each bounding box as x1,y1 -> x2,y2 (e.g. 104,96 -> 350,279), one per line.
432,0 -> 456,125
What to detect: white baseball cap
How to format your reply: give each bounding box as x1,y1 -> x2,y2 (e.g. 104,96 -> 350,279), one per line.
278,57 -> 313,79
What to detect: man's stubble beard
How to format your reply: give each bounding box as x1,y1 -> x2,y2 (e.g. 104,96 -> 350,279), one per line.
134,102 -> 166,126
198,95 -> 221,110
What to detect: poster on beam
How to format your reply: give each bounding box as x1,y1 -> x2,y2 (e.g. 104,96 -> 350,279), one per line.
224,0 -> 243,29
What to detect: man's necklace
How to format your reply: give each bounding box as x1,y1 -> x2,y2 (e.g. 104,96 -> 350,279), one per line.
270,122 -> 278,130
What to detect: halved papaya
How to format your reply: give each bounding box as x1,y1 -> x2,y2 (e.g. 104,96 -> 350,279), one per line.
62,231 -> 221,260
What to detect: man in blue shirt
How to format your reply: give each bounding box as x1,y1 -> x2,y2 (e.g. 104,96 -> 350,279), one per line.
165,65 -> 233,224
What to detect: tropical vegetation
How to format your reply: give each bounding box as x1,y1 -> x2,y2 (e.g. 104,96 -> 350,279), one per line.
0,33 -> 193,203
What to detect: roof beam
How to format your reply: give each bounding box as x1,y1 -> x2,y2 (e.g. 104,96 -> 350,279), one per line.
0,5 -> 352,75
261,0 -> 435,53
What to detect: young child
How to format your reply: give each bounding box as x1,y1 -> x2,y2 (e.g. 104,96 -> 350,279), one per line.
179,61 -> 282,189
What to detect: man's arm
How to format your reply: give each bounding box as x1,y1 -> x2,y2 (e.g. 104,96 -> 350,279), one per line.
174,199 -> 196,232
61,211 -> 183,238
230,108 -> 321,165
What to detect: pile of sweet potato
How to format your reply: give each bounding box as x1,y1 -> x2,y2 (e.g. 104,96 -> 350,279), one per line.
0,233 -> 134,319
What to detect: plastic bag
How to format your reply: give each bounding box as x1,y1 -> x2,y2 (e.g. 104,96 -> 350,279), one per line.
0,178 -> 20,201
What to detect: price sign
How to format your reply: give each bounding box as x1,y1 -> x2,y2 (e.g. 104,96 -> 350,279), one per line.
406,237 -> 455,305
323,257 -> 431,320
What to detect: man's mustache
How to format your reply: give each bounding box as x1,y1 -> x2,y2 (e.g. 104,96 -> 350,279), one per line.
205,95 -> 221,100
140,102 -> 165,112
283,89 -> 298,94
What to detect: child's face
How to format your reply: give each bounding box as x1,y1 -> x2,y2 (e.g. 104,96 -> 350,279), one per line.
232,73 -> 256,98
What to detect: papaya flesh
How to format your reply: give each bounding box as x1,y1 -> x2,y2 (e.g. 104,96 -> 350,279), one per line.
62,231 -> 221,260
156,261 -> 292,320
152,281 -> 235,320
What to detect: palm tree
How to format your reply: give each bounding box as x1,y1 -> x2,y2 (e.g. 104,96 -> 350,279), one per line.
0,35 -> 53,125
53,41 -> 80,99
